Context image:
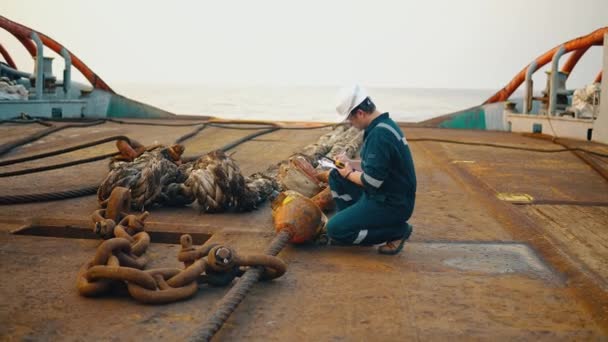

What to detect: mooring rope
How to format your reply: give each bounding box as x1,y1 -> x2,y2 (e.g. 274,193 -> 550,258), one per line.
0,119 -> 106,157
0,185 -> 99,205
0,135 -> 132,167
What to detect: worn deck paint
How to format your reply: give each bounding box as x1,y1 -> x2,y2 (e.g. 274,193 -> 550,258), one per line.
1,119 -> 607,340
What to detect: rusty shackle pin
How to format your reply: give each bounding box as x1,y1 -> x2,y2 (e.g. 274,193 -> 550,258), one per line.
206,245 -> 287,280
215,247 -> 233,265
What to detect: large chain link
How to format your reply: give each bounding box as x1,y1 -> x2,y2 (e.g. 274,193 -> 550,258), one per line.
183,236 -> 287,282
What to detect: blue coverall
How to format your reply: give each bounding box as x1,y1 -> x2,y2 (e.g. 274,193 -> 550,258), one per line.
326,113 -> 417,245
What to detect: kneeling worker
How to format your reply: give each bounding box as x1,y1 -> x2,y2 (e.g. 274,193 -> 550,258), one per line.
326,85 -> 417,255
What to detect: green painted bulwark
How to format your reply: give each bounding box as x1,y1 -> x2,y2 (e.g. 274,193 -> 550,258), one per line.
106,94 -> 174,118
438,107 -> 487,130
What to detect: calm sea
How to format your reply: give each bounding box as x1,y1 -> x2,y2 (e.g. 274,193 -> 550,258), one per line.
114,84 -> 496,122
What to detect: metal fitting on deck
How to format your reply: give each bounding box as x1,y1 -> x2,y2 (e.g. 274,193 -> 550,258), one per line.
272,190 -> 326,244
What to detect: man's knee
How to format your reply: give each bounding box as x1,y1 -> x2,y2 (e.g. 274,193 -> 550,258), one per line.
326,216 -> 356,243
329,169 -> 361,209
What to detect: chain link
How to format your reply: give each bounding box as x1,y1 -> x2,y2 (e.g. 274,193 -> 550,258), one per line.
205,244 -> 287,281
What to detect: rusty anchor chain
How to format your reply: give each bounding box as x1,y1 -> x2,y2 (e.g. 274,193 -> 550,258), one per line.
90,187 -> 151,268
78,186 -> 288,305
78,233 -> 287,304
78,187 -> 154,297
79,186 -> 202,304
76,239 -> 124,297
125,259 -> 206,304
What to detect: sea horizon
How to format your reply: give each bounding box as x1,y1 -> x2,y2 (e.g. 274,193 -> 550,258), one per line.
113,83 -> 501,123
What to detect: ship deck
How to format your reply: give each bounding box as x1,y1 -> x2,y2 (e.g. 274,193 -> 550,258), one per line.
1,118 -> 607,340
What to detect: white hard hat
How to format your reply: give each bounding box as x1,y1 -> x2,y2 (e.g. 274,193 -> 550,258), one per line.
335,84 -> 369,119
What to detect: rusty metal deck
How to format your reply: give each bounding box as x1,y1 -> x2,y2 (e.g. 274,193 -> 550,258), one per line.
1,120 -> 607,340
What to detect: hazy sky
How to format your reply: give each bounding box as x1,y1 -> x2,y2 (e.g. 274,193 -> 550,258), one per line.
2,0 -> 607,90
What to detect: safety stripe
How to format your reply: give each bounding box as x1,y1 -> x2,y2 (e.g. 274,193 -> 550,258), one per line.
331,190 -> 352,201
363,173 -> 384,188
353,229 -> 368,244
377,123 -> 408,145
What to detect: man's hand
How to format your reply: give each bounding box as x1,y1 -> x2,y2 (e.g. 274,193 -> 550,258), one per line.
335,153 -> 363,186
336,153 -> 362,171
337,161 -> 354,178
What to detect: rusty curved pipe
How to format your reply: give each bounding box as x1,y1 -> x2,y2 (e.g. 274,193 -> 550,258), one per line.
2,29 -> 37,62
36,32 -> 114,92
595,71 -> 602,83
561,46 -> 589,76
11,32 -> 37,57
0,15 -> 114,93
484,27 -> 608,104
0,43 -> 17,69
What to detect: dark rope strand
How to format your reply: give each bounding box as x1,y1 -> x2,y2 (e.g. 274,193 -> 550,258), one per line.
0,152 -> 118,177
175,124 -> 207,144
409,138 -> 608,158
0,185 -> 99,205
0,135 -> 131,166
0,119 -> 54,127
182,127 -> 281,162
0,120 -> 106,157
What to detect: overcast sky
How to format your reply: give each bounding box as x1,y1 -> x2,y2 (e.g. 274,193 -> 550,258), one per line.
2,0 -> 607,90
